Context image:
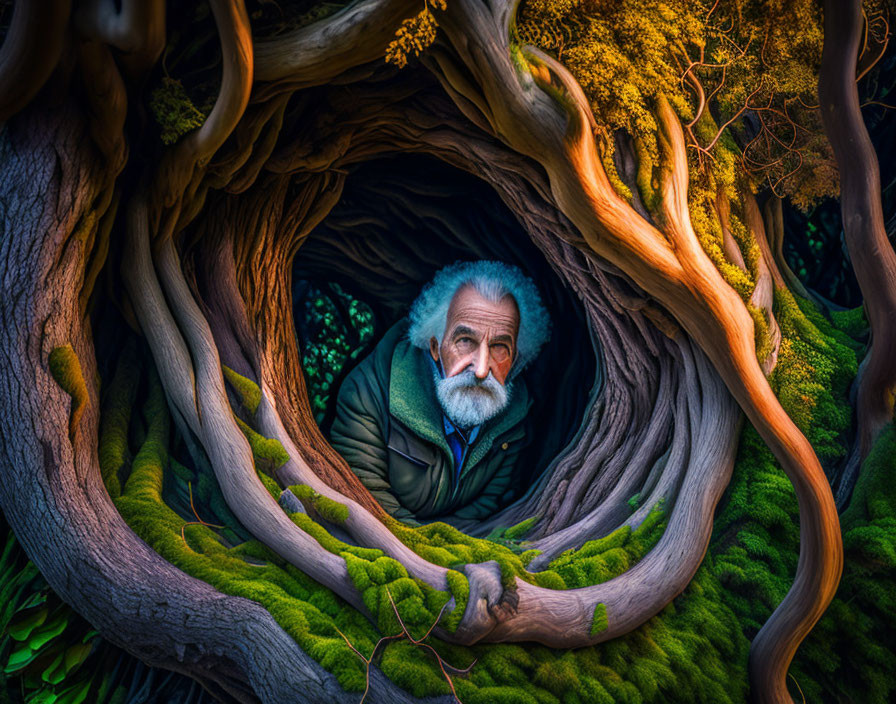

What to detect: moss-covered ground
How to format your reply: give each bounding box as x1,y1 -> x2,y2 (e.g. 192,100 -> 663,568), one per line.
79,284 -> 880,703
12,284 -> 888,703
94,351 -> 682,701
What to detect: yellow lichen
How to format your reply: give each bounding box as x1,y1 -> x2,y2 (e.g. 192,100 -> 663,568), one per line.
48,345 -> 89,440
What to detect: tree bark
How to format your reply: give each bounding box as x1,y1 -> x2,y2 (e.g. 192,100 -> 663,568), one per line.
0,1 -> 864,702
818,0 -> 896,501
0,97 -> 454,704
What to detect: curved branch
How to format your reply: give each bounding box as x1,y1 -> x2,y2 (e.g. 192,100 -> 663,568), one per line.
253,0 -> 418,85
124,195 -> 368,614
492,341 -> 740,647
427,2 -> 842,699
0,0 -> 70,123
188,0 -> 254,166
158,0 -> 254,208
0,103 -> 428,704
818,0 -> 896,470
75,0 -> 165,73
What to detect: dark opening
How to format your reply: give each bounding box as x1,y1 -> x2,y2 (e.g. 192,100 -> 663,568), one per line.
292,154 -> 597,505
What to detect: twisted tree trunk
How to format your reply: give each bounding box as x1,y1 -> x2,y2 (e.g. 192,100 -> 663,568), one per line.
0,0 -> 871,702
818,0 -> 896,504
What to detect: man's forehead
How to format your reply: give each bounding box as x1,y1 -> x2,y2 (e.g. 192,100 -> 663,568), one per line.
445,285 -> 519,333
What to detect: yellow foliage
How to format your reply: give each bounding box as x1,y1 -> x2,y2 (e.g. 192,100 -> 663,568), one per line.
517,0 -> 836,207
386,0 -> 447,68
519,0 -> 708,169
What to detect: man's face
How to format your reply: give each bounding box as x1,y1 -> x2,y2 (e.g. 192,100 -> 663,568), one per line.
428,285 -> 520,429
429,284 -> 520,384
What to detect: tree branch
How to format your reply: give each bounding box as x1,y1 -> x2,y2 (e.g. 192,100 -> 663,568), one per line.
75,0 -> 165,73
818,0 -> 896,476
0,0 -> 70,123
253,0 -> 419,85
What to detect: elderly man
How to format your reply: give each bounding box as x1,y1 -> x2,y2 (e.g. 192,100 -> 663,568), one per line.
329,260 -> 550,524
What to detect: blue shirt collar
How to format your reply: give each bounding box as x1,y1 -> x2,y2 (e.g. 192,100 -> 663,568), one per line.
443,413 -> 481,445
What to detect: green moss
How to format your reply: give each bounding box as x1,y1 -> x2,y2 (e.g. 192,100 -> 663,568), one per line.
382,506 -> 665,594
149,77 -> 208,145
590,603 -> 609,636
256,471 -> 281,500
288,512 -> 382,561
546,503 -> 666,589
791,424 -> 896,703
684,183 -> 760,311
634,137 -> 660,212
509,42 -> 529,75
747,304 -> 773,366
504,517 -> 538,541
97,351 -> 140,498
234,417 -> 290,473
597,131 -> 634,201
829,305 -> 868,340
48,345 -> 89,439
379,640 -> 452,697
520,549 -> 541,566
288,484 -> 350,524
770,290 -> 857,462
442,570 -> 470,633
342,553 -> 450,641
222,366 -> 262,415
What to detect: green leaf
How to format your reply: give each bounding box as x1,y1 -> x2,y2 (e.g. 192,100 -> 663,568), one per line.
5,642 -> 40,672
7,606 -> 48,641
64,642 -> 93,673
24,690 -> 57,704
54,680 -> 92,704
41,648 -> 67,684
81,630 -> 99,644
28,610 -> 69,650
20,592 -> 48,611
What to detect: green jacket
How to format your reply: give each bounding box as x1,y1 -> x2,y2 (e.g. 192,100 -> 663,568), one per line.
329,321 -> 532,523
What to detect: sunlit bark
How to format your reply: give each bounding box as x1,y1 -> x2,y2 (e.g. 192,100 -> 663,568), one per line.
0,0 -> 880,701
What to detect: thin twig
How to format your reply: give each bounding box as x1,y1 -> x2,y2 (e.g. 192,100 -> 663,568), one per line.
180,482 -> 225,547
788,672 -> 807,704
334,626 -> 404,704
385,587 -> 472,704
333,587 -> 476,704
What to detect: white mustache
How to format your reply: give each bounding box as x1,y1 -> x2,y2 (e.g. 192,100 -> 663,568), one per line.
434,367 -> 511,428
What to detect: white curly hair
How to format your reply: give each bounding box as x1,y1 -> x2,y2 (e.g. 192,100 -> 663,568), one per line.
407,260 -> 551,376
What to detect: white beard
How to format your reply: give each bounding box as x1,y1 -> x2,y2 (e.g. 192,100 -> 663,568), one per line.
434,367 -> 511,429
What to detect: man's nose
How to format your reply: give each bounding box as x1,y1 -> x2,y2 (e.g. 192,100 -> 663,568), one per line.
473,343 -> 490,379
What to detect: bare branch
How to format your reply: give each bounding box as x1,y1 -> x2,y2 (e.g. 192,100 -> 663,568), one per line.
156,0 -> 254,210
190,0 -> 254,166
0,0 -> 70,123
819,0 -> 896,493
253,0 -> 419,85
75,0 -> 165,73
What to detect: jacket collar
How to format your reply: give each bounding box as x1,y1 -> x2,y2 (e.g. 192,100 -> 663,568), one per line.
389,330 -> 530,476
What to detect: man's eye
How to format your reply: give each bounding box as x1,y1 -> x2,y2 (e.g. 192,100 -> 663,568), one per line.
491,344 -> 510,360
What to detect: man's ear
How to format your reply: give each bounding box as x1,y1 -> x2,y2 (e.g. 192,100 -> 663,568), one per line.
429,337 -> 440,362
